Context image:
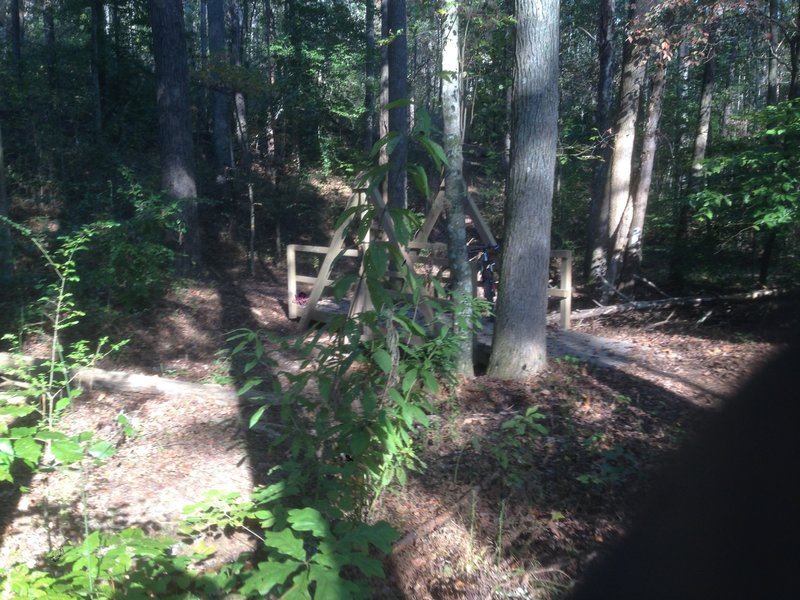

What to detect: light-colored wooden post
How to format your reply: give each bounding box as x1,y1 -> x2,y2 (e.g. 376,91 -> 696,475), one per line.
560,250 -> 572,330
287,244 -> 298,319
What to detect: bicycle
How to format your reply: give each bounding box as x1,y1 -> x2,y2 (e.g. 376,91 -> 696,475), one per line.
467,242 -> 499,304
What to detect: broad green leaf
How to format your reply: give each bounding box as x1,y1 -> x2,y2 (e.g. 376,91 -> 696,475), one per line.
347,553 -> 385,578
264,528 -> 306,561
288,507 -> 331,539
0,404 -> 37,418
0,438 -> 13,457
239,559 -> 303,595
372,349 -> 393,374
35,430 -> 69,441
401,369 -> 417,395
309,563 -> 352,599
13,436 -> 41,465
51,439 -> 84,464
88,440 -> 116,460
409,164 -> 430,199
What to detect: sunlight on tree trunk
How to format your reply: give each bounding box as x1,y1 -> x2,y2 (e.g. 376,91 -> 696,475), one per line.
586,0 -> 615,286
603,0 -> 652,299
621,55 -> 667,289
442,0 -> 474,378
149,0 -> 202,272
487,0 -> 558,380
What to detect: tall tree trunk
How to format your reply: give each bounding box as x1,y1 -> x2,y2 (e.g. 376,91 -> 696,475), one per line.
669,23 -> 717,285
149,0 -> 202,271
441,0 -> 473,378
208,0 -> 232,172
791,0 -> 799,100
0,124 -> 11,285
199,0 -> 208,67
43,0 -> 56,89
231,0 -> 250,171
767,0 -> 780,105
386,0 -> 408,209
620,55 -> 667,289
585,0 -> 615,285
759,1 -> 784,284
603,0 -> 652,296
487,0 -> 559,380
10,0 -> 22,80
364,0 -> 376,154
90,0 -> 105,133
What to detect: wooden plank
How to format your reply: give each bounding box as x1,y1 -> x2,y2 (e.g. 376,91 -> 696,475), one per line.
287,244 -> 298,319
369,188 -> 435,324
415,187 -> 446,244
465,193 -> 498,247
298,192 -> 366,330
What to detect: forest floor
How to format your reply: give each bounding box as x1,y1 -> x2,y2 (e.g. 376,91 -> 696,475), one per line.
1,239 -> 798,598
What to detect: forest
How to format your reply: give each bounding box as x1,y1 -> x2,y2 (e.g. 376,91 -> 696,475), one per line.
0,0 -> 799,598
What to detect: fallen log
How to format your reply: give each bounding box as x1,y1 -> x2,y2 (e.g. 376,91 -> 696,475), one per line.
552,287 -> 789,324
0,352 -> 266,407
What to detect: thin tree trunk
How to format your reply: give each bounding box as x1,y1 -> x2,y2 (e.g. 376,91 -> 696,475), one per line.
441,0 -> 474,378
199,0 -> 208,66
585,0 -> 615,284
386,0 -> 408,209
364,0 -> 376,154
791,0 -> 799,100
669,23 -> 717,285
767,0 -> 780,105
488,0 -> 559,380
149,0 -> 202,272
621,55 -> 667,289
0,124 -> 12,285
231,0 -> 250,171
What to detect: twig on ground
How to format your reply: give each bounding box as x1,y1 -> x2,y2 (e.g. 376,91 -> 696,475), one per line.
392,472 -> 500,554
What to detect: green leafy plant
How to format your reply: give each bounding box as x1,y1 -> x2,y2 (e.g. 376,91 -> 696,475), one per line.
490,406 -> 549,489
576,435 -> 639,488
0,222 -> 127,484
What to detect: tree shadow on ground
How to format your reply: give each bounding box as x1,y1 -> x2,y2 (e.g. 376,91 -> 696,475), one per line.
385,360 -> 712,599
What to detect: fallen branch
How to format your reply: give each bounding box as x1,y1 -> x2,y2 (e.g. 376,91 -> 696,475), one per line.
549,287 -> 789,324
392,472 -> 499,554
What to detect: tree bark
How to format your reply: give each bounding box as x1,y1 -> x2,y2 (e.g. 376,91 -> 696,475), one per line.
10,0 -> 22,80
669,22 -> 717,285
620,56 -> 667,289
149,0 -> 202,271
386,0 -> 408,209
90,0 -> 105,133
231,0 -> 250,171
208,0 -> 233,171
0,124 -> 11,285
364,0 -> 376,154
791,0 -> 799,100
441,0 -> 474,378
767,0 -> 780,105
487,0 -> 559,380
603,0 -> 652,296
43,0 -> 56,89
585,0 -> 615,285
